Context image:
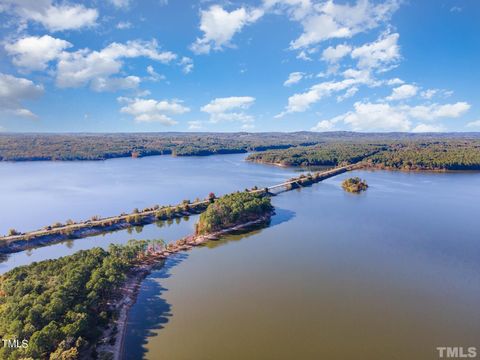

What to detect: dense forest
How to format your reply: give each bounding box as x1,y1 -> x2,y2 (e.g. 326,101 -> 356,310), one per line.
247,139 -> 480,170
0,240 -> 158,360
364,141 -> 480,170
0,133 -> 320,161
196,191 -> 273,235
1,132 -> 478,162
247,143 -> 386,166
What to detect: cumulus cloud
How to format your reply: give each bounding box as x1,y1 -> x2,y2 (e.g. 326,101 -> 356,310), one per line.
5,35 -> 72,72
0,0 -> 98,31
284,72 -> 304,86
119,97 -> 190,125
386,84 -> 418,101
190,5 -> 263,54
277,68 -> 374,116
56,40 -> 176,90
90,76 -> 140,92
311,100 -> 470,132
351,31 -> 400,71
386,77 -> 404,86
201,96 -> 255,124
321,44 -> 352,64
271,0 -> 400,50
466,120 -> 480,129
407,102 -> 470,121
311,119 -> 336,131
412,123 -> 445,133
0,73 -> 44,118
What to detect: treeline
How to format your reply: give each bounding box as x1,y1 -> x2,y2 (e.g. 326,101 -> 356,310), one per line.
0,240 -> 158,360
2,132 -> 478,162
0,133 -> 320,161
365,141 -> 480,170
247,143 -> 386,166
196,191 -> 273,235
247,139 -> 480,170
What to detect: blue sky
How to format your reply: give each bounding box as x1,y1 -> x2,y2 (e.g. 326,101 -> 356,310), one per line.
0,0 -> 479,133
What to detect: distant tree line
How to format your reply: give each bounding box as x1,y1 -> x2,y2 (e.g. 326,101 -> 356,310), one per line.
246,139 -> 480,170
1,132 -> 478,162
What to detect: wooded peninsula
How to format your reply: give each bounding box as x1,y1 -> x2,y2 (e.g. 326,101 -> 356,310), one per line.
246,137 -> 480,170
0,192 -> 274,360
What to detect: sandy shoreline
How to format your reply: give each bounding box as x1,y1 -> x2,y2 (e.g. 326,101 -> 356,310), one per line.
96,212 -> 273,360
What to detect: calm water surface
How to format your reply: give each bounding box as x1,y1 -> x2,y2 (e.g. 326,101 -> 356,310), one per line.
124,170 -> 480,360
2,154 -> 480,359
0,153 -> 302,235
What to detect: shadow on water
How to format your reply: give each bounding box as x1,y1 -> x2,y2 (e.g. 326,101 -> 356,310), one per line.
123,208 -> 294,358
203,207 -> 295,250
123,253 -> 188,360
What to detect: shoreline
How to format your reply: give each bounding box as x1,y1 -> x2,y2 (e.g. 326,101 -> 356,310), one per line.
0,163 -> 353,255
97,212 -> 273,360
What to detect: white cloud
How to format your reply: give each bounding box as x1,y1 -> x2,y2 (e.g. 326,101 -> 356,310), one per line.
321,44 -> 351,63
5,35 -> 72,71
0,0 -> 98,31
283,0 -> 399,50
466,120 -> 480,129
146,65 -> 165,82
109,0 -> 130,9
277,68 -> 374,116
386,84 -> 418,101
311,119 -> 336,131
201,96 -> 255,124
91,76 -> 140,92
119,97 -> 190,125
0,73 -> 44,118
188,120 -> 203,130
337,86 -> 358,102
351,31 -> 400,70
296,50 -> 312,61
284,72 -> 304,86
343,101 -> 411,131
386,77 -> 404,86
407,102 -> 470,121
179,57 -> 193,74
56,40 -> 176,89
316,100 -> 471,132
116,21 -> 132,29
412,123 -> 445,133
190,5 -> 263,54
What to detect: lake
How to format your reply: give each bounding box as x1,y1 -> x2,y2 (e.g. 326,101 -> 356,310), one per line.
123,169 -> 480,360
0,153 -> 303,235
2,154 -> 480,359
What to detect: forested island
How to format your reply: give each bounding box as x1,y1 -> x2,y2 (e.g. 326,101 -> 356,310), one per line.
196,192 -> 274,235
246,139 -> 480,171
342,177 -> 369,193
1,132 -> 479,162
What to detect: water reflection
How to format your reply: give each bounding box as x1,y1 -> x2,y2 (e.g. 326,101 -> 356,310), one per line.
123,254 -> 188,360
0,215 -> 197,273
